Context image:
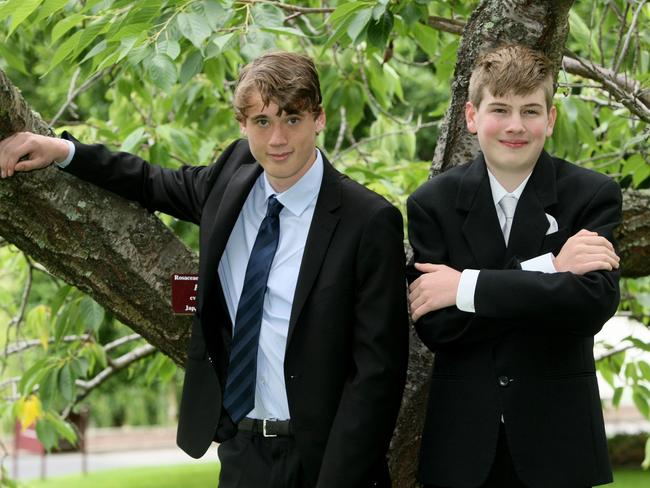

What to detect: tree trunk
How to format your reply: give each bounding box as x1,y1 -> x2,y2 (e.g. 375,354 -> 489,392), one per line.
0,1 -> 647,485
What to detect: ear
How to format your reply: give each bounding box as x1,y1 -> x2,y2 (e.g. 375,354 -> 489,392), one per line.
465,101 -> 478,134
239,120 -> 247,136
315,110 -> 326,134
546,105 -> 557,137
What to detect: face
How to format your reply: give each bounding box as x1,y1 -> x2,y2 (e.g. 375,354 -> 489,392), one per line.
465,87 -> 556,178
239,91 -> 325,193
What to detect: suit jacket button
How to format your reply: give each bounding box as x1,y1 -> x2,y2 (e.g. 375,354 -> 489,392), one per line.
498,375 -> 511,387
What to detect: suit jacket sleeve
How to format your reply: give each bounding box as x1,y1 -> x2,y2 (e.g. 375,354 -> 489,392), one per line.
474,177 -> 621,336
408,176 -> 622,351
316,205 -> 409,488
408,194 -> 517,349
60,132 -> 240,224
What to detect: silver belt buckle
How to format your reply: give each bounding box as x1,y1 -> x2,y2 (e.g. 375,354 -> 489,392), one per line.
262,419 -> 277,438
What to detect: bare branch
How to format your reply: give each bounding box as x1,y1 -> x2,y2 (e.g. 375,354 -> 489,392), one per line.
331,120 -> 440,165
332,106 -> 347,157
3,334 -> 91,357
71,344 -> 156,406
104,333 -> 144,353
251,1 -> 333,14
427,15 -> 464,35
613,1 -> 646,73
49,67 -> 112,127
595,342 -> 637,362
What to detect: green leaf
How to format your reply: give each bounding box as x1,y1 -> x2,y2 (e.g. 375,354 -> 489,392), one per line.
48,413 -> 78,445
7,0 -> 43,37
27,305 -> 51,350
39,369 -> 59,411
639,361 -> 650,381
411,22 -> 438,59
180,50 -> 204,84
45,30 -> 83,75
177,12 -> 212,49
251,3 -> 284,28
260,26 -> 305,37
347,8 -> 372,43
35,417 -> 58,452
58,362 -> 75,404
19,360 -> 50,396
34,0 -> 70,23
211,32 -> 236,54
612,386 -> 624,407
73,20 -> 110,59
367,10 -> 394,49
50,285 -> 71,318
327,1 -> 369,27
52,13 -> 85,43
80,40 -> 108,64
633,389 -> 650,419
79,296 -> 105,332
148,53 -> 178,91
156,39 -> 181,60
0,43 -> 28,74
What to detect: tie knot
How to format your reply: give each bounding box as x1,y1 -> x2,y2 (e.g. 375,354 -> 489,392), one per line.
499,195 -> 518,219
266,195 -> 284,218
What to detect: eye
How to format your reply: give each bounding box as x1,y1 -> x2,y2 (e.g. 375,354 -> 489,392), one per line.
287,116 -> 301,126
491,108 -> 507,114
256,118 -> 269,127
523,109 -> 540,116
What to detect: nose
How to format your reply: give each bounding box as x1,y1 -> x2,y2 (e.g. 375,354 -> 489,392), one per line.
269,125 -> 288,146
505,113 -> 525,133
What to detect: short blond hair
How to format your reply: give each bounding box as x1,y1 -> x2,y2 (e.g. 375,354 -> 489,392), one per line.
234,51 -> 322,122
468,45 -> 555,111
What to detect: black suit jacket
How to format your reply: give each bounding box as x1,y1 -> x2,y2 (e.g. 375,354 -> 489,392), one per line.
62,135 -> 408,488
407,151 -> 620,488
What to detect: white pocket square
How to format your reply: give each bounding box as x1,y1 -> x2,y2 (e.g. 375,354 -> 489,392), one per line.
545,213 -> 559,235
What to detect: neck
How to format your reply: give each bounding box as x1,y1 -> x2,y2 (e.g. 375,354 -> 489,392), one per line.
486,166 -> 531,193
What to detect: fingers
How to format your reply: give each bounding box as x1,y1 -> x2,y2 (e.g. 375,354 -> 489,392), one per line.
0,133 -> 31,178
414,262 -> 444,273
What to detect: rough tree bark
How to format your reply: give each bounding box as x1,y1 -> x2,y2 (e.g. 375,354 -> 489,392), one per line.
0,1 -> 648,486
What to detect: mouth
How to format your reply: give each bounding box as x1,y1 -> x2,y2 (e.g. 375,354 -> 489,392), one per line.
268,151 -> 293,161
499,140 -> 528,149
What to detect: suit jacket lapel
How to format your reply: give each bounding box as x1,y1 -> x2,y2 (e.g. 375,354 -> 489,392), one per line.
458,154 -> 507,268
199,162 -> 263,319
506,151 -> 557,261
287,157 -> 340,346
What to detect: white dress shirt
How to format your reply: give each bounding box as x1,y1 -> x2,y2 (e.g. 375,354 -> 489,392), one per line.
456,169 -> 557,313
218,151 -> 323,420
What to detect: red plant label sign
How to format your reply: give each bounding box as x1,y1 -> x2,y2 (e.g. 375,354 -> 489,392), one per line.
172,274 -> 198,314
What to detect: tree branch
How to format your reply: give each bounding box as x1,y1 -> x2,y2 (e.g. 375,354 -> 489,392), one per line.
71,344 -> 156,406
3,334 -> 91,357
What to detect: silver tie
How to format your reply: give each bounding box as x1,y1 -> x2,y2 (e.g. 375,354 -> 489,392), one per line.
499,195 -> 518,245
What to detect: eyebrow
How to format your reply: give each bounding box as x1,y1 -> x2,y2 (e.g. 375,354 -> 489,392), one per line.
486,102 -> 544,108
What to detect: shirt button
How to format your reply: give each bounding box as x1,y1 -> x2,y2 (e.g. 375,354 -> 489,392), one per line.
498,376 -> 511,387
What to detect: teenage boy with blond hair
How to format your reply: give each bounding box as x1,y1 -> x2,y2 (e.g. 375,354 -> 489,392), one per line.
0,52 -> 408,488
408,45 -> 621,487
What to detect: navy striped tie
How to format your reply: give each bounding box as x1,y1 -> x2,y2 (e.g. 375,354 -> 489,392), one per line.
223,195 -> 284,423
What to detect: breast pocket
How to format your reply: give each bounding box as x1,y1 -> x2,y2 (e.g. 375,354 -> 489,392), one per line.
540,227 -> 569,255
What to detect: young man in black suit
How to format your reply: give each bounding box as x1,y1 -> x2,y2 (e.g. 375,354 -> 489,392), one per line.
0,52 -> 408,488
408,45 -> 621,488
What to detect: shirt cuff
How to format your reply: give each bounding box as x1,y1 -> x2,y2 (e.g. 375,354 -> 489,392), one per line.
520,252 -> 557,273
54,139 -> 75,168
456,269 -> 479,313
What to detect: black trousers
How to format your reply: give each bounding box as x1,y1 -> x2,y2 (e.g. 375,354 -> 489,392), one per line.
425,424 -> 591,488
218,431 -> 310,488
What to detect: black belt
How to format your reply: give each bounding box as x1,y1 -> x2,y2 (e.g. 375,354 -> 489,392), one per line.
238,418 -> 293,437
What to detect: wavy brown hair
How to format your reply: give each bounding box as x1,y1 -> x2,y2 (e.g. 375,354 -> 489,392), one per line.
468,44 -> 555,111
234,51 -> 322,121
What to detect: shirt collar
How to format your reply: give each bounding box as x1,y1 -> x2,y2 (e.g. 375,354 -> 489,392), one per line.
262,149 -> 324,217
487,168 -> 532,206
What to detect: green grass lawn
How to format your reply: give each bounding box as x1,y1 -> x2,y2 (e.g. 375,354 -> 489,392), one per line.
18,465 -> 649,488
611,468 -> 650,487
22,463 -> 219,488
